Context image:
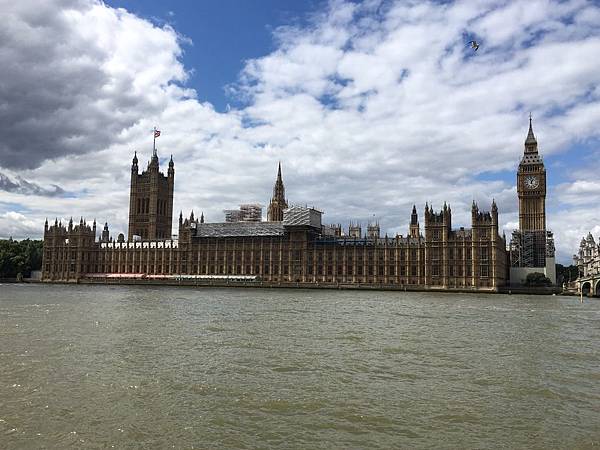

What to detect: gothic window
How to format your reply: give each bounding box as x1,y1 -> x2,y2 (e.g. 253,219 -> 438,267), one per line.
479,247 -> 489,262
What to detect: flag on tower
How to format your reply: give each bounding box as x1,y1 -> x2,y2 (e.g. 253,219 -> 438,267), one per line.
154,129 -> 161,138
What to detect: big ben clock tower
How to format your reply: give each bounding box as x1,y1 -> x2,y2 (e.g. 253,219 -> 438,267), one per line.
517,116 -> 546,231
510,116 -> 555,285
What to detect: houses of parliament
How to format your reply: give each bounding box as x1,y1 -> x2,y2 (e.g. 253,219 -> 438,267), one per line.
42,119 -> 554,291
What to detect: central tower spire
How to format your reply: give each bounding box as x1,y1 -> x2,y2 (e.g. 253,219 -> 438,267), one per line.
267,162 -> 288,222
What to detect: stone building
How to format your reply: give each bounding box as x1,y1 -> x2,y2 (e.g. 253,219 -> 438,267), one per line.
267,162 -> 288,222
128,148 -> 174,241
224,204 -> 262,222
42,158 -> 507,290
509,118 -> 556,285
573,232 -> 600,296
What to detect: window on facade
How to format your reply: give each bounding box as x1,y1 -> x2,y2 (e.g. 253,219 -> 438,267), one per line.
481,265 -> 489,277
480,247 -> 489,261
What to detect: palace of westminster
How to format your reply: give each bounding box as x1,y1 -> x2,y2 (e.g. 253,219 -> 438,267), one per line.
42,119 -> 556,291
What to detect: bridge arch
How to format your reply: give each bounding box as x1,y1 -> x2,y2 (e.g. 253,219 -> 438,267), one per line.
581,281 -> 592,296
595,280 -> 600,297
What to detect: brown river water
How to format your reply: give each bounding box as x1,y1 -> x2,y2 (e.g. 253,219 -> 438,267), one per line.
1,283 -> 599,449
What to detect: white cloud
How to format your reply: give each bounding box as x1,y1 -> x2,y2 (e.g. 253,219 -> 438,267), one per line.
1,0 -> 600,265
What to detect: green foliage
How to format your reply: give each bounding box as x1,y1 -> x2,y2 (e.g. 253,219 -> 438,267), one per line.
525,272 -> 552,287
555,264 -> 579,284
0,239 -> 43,278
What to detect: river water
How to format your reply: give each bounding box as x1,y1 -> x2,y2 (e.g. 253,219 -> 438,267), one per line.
1,284 -> 599,449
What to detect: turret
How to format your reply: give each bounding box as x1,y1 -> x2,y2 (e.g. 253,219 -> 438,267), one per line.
524,115 -> 538,153
410,205 -> 420,238
267,162 -> 288,222
367,222 -> 380,239
101,222 -> 110,242
471,200 -> 478,222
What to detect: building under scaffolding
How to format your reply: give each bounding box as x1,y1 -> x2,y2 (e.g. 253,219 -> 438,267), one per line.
224,204 -> 262,223
509,230 -> 556,285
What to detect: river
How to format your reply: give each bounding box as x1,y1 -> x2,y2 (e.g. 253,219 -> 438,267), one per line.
1,284 -> 599,449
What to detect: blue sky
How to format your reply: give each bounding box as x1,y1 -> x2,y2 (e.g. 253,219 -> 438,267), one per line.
105,0 -> 320,111
1,0 -> 599,264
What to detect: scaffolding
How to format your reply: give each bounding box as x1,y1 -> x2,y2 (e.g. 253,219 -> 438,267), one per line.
224,204 -> 262,222
510,230 -> 548,267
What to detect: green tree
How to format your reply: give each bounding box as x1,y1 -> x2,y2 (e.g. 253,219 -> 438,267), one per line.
0,239 -> 43,278
555,264 -> 579,285
525,272 -> 552,287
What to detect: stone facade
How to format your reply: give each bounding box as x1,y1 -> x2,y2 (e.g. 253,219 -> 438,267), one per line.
128,150 -> 174,241
42,193 -> 507,291
510,118 -> 555,284
43,144 -> 510,290
574,233 -> 600,276
573,233 -> 600,296
267,163 -> 287,222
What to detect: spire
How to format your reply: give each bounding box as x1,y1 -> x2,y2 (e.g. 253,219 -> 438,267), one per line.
268,162 -> 288,222
200,212 -> 204,224
169,154 -> 174,167
411,204 -> 418,225
190,210 -> 194,222
525,114 -> 537,147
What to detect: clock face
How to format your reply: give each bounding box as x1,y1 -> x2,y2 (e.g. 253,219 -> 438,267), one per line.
524,175 -> 539,189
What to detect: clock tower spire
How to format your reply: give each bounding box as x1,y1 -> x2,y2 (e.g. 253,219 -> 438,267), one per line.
517,116 -> 546,232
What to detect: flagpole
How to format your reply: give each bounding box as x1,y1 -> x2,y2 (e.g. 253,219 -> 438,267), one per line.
153,126 -> 156,156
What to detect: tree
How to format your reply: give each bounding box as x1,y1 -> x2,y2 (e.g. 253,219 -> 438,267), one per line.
525,272 -> 552,287
0,239 -> 43,278
555,264 -> 579,285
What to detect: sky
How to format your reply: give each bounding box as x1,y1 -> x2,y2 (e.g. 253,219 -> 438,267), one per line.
1,0 -> 599,264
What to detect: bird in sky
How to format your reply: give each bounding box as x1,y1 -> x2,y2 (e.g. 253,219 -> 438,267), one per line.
469,40 -> 480,51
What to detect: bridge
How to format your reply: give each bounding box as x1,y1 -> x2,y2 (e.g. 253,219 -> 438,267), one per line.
577,275 -> 600,297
